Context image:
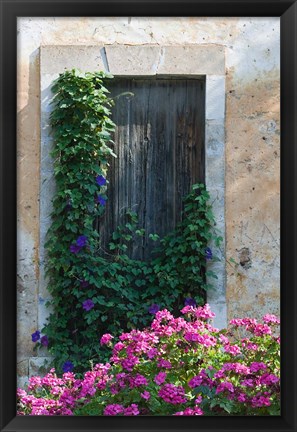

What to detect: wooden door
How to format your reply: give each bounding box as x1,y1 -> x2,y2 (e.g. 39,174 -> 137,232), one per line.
99,78 -> 205,260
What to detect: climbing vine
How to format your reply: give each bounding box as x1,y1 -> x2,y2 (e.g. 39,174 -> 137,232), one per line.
37,70 -> 222,374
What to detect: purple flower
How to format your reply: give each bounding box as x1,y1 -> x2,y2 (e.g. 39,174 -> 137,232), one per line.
96,195 -> 107,206
96,175 -> 107,186
62,361 -> 74,373
40,335 -> 49,347
184,297 -> 197,307
70,244 -> 81,254
76,235 -> 87,247
148,304 -> 160,314
65,199 -> 72,210
82,299 -> 94,311
205,247 -> 213,260
31,330 -> 40,342
80,280 -> 89,288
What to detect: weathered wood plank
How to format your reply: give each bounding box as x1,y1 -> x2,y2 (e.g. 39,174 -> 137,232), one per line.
98,78 -> 205,260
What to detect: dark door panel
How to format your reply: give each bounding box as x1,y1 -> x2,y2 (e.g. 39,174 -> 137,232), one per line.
98,78 -> 205,260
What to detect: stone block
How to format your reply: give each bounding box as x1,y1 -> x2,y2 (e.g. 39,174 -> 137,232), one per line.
105,45 -> 161,75
205,119 -> 225,157
217,220 -> 226,238
17,229 -> 38,280
157,45 -> 225,76
29,357 -> 54,377
40,174 -> 56,220
205,155 -> 225,190
38,259 -> 47,290
207,302 -> 227,329
17,230 -> 38,361
207,260 -> 226,287
207,283 -> 226,306
40,46 -> 105,75
17,376 -> 29,389
17,359 -> 29,378
39,219 -> 51,262
207,186 -> 224,202
40,137 -> 54,173
41,111 -> 51,135
38,297 -> 53,330
207,187 -> 225,226
206,75 -> 225,120
40,73 -> 58,113
208,236 -> 226,258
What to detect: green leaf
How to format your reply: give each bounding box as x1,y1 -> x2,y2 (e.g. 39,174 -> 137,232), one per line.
149,233 -> 160,241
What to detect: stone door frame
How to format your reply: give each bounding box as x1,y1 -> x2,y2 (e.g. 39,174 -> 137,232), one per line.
40,44 -> 226,334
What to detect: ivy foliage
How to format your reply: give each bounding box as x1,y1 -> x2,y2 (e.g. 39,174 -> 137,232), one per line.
41,69 -> 222,374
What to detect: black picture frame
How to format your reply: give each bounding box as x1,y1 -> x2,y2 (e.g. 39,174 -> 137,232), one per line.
0,1 -> 296,431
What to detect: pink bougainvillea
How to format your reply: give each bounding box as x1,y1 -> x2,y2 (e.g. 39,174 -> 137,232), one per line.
17,304 -> 280,416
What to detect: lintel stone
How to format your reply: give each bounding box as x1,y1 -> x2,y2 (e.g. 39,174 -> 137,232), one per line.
105,45 -> 225,77
105,45 -> 161,76
40,45 -> 105,75
157,46 -> 225,76
41,45 -> 225,77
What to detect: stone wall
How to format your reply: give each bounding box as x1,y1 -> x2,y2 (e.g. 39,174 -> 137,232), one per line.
17,17 -> 280,387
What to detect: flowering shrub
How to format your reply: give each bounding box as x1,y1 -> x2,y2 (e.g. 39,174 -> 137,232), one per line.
18,305 -> 280,416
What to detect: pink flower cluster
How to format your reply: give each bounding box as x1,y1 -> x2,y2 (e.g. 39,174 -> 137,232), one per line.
229,317 -> 274,336
17,388 -> 73,416
158,384 -> 187,405
100,333 -> 113,345
262,314 -> 280,325
184,332 -> 216,347
222,362 -> 250,374
180,303 -> 215,320
154,372 -> 167,385
216,381 -> 234,394
104,403 -> 139,416
251,395 -> 271,408
17,364 -> 111,415
157,359 -> 172,369
188,370 -> 213,389
174,406 -> 203,416
249,362 -> 267,373
17,304 -> 280,416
